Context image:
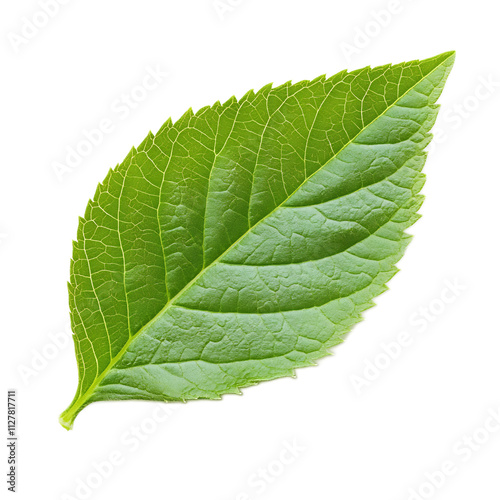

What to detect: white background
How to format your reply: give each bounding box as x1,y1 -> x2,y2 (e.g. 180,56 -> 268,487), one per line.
1,1 -> 499,499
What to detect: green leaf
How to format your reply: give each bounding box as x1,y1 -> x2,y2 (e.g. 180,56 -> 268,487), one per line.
60,51 -> 454,429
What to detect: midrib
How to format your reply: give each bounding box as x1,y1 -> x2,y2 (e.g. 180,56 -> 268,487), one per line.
61,56 -> 450,426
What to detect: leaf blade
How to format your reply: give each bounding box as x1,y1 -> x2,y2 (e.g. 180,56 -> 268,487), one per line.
60,52 -> 454,429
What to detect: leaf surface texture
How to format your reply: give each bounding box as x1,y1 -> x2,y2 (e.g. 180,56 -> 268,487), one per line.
60,52 -> 455,429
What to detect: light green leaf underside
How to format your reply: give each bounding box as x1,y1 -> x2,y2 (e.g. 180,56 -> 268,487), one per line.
60,52 -> 454,429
